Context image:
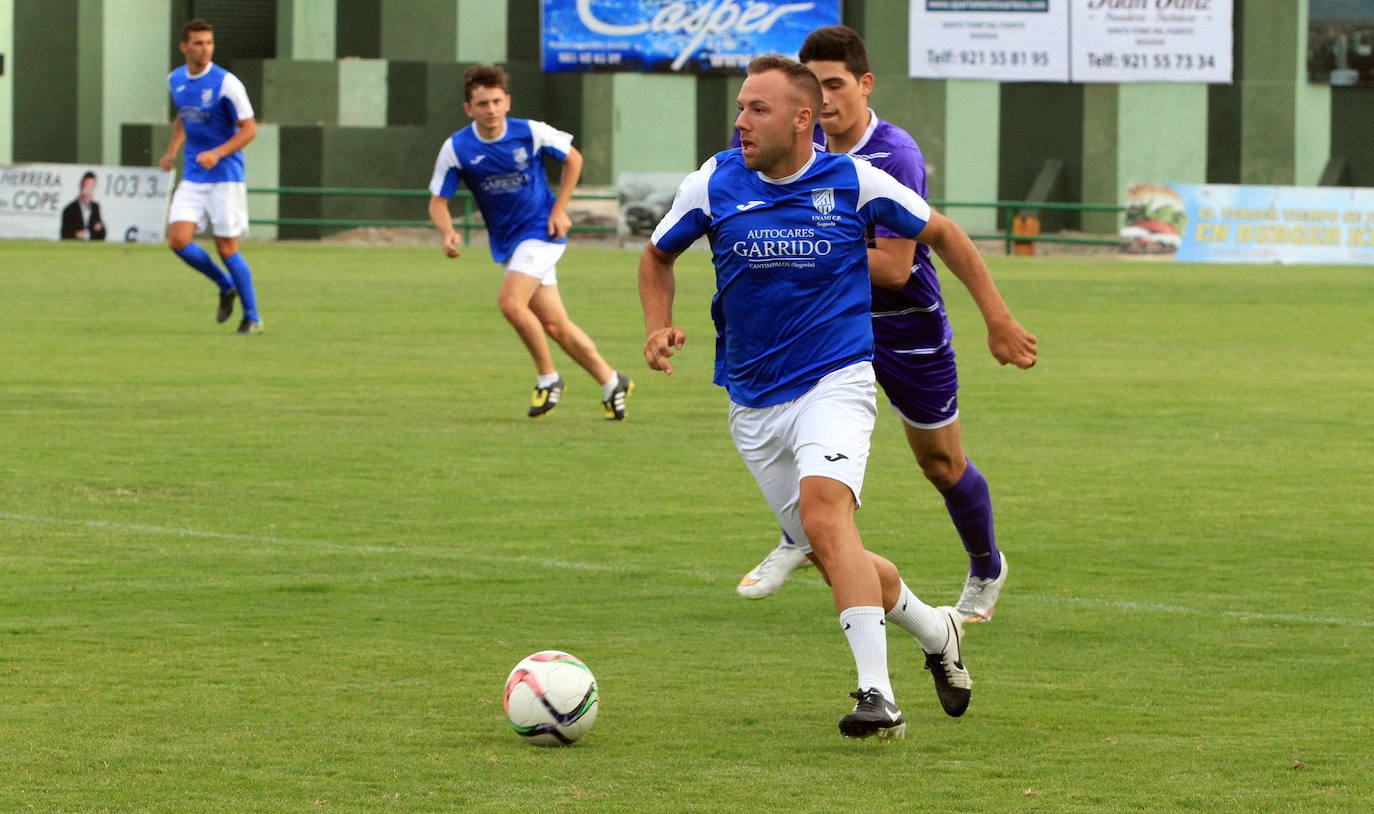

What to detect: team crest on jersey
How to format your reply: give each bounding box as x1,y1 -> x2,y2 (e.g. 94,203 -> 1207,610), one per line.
513,146 -> 529,169
811,188 -> 835,215
201,88 -> 214,107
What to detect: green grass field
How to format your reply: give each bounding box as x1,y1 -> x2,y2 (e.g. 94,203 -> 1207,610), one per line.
2,240 -> 1371,812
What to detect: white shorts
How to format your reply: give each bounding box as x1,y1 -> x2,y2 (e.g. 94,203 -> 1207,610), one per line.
728,361 -> 878,554
168,180 -> 249,237
503,239 -> 565,286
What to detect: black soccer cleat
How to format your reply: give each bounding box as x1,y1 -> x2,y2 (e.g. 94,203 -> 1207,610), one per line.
217,288 -> 238,323
236,318 -> 264,335
601,372 -> 633,421
923,606 -> 972,717
838,688 -> 906,741
529,377 -> 565,418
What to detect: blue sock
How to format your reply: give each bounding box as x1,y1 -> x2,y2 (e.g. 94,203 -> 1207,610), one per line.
939,461 -> 1002,579
173,243 -> 233,292
221,252 -> 259,322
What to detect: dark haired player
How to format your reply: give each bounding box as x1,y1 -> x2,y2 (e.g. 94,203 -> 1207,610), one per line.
736,27 -> 1037,623
159,19 -> 263,334
427,65 -> 632,420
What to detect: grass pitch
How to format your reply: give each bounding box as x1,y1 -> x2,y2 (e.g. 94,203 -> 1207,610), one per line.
1,239 -> 1371,812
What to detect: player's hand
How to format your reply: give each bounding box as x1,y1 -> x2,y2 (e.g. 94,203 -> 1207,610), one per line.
644,326 -> 686,375
195,150 -> 220,170
547,209 -> 572,240
988,318 -> 1038,369
158,153 -> 174,172
441,231 -> 463,258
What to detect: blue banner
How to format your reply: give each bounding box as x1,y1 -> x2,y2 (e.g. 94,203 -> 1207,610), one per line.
1121,183 -> 1374,265
541,0 -> 842,74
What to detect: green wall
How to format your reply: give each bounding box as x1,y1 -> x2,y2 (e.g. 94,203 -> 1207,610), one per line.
0,0 -> 14,163
13,0 -> 79,162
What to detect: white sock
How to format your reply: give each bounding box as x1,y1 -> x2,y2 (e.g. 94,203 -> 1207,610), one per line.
600,372 -> 621,401
885,582 -> 947,653
839,606 -> 894,703
536,371 -> 560,388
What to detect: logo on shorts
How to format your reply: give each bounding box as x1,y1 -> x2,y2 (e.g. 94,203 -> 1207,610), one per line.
824,452 -> 849,462
811,188 -> 835,215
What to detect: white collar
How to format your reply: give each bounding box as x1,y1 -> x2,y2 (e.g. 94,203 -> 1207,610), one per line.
186,63 -> 214,80
823,109 -> 879,155
471,120 -> 508,143
756,147 -> 818,185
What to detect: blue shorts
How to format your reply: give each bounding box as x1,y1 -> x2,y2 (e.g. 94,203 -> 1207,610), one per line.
873,342 -> 959,429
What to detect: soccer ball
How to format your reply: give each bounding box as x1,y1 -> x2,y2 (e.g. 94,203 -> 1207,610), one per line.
502,650 -> 599,746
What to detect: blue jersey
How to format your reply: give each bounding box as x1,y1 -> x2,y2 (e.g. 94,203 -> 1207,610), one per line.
428,118 -> 574,264
167,64 -> 253,183
651,149 -> 931,408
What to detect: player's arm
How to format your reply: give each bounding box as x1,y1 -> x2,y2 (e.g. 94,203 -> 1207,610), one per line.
159,116 -> 185,172
428,196 -> 463,258
639,242 -> 686,375
917,211 -> 1037,368
197,118 -> 256,171
547,146 -> 583,240
868,236 -> 917,290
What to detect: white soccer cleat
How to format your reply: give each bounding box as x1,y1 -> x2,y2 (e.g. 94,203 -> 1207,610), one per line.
956,553 -> 1008,623
736,536 -> 810,599
923,606 -> 972,717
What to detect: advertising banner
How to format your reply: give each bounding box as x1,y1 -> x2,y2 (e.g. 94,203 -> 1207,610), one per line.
0,163 -> 173,243
908,1 -> 1069,82
909,0 -> 1234,83
1120,182 -> 1374,265
541,0 -> 841,74
1072,0 -> 1232,84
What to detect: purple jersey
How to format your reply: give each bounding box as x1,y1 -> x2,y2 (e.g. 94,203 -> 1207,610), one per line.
821,114 -> 951,358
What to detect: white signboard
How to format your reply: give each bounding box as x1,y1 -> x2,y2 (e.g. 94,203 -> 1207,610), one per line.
0,163 -> 173,243
909,1 -> 1234,84
909,1 -> 1069,82
1072,0 -> 1232,84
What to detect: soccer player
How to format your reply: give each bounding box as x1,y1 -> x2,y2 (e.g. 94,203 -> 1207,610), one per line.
640,56 -> 982,739
159,18 -> 262,335
736,26 -> 1038,623
428,65 -> 633,420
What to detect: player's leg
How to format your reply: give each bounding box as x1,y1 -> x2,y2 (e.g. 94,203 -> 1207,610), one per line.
497,269 -> 565,416
903,420 -> 1007,622
877,343 -> 1006,622
166,182 -> 235,318
527,285 -> 632,420
208,182 -> 261,333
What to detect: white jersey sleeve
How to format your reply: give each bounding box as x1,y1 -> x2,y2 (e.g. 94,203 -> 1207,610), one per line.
650,156 -> 716,253
219,72 -> 255,121
528,120 -> 574,160
428,138 -> 462,197
852,155 -> 930,238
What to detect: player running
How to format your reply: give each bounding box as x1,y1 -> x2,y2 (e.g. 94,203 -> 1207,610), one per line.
736,27 -> 1038,622
640,56 -> 983,739
159,18 -> 263,335
427,65 -> 632,420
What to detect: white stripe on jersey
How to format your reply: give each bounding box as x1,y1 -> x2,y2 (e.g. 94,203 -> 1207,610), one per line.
872,303 -> 941,317
528,120 -> 574,157
428,138 -> 462,196
852,157 -> 931,223
218,72 -> 254,120
650,156 -> 715,245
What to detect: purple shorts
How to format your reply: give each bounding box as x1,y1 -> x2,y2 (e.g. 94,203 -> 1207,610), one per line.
873,342 -> 959,429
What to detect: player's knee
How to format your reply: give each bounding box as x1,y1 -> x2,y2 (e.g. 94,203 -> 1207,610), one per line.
497,297 -> 528,322
916,452 -> 960,489
167,233 -> 190,251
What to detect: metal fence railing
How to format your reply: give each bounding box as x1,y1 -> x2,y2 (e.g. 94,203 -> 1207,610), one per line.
248,186 -> 1123,255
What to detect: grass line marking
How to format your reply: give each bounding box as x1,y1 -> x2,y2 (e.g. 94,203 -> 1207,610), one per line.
4,510 -> 1371,629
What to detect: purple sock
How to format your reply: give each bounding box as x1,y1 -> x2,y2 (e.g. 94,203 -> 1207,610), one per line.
939,461 -> 1001,579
